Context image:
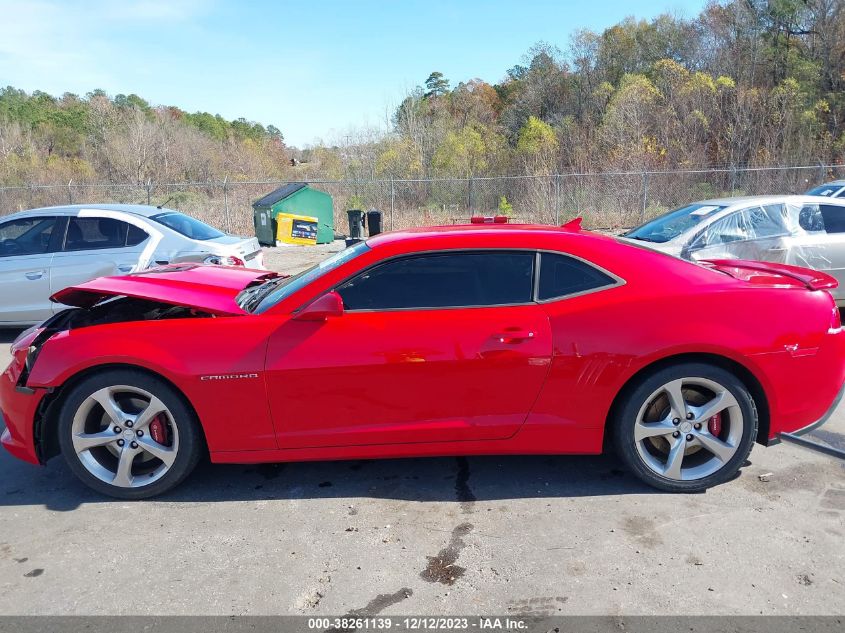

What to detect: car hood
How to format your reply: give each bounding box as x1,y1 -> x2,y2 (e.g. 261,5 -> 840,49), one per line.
51,264 -> 279,316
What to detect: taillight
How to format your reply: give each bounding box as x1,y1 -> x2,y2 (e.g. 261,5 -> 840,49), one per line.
204,255 -> 245,267
832,305 -> 842,331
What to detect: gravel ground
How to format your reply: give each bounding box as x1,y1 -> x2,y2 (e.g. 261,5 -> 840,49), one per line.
262,241 -> 347,276
0,244 -> 843,616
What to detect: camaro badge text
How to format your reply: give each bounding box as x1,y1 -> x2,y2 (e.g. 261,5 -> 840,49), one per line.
200,373 -> 259,381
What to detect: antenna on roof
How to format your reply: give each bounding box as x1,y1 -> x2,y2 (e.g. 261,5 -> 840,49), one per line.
157,196 -> 175,210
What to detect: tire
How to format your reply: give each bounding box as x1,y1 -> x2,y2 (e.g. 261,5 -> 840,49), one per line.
611,362 -> 758,492
57,369 -> 203,499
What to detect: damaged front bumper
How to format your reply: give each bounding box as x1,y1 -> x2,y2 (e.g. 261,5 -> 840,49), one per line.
0,389 -> 45,466
1,328 -> 49,465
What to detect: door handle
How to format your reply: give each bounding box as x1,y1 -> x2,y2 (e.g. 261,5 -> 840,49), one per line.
25,270 -> 45,280
494,329 -> 535,344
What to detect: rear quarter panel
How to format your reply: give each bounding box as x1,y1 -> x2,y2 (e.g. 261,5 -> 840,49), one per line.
525,242 -> 844,444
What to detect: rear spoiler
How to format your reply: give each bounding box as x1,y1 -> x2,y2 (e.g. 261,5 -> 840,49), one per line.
701,259 -> 839,291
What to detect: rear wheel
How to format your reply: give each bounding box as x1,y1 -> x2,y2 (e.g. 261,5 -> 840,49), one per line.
57,369 -> 202,499
612,363 -> 757,492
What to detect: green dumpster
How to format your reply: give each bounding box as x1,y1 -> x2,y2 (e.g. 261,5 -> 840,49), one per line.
252,183 -> 335,245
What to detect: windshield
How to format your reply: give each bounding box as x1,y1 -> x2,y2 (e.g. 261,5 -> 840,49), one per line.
624,203 -> 728,243
151,211 -> 225,240
241,241 -> 371,313
806,184 -> 842,197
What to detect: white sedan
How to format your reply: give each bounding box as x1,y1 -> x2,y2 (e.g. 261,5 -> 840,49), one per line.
0,204 -> 264,326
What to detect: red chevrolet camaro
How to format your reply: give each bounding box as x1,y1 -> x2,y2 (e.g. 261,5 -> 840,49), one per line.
2,222 -> 844,498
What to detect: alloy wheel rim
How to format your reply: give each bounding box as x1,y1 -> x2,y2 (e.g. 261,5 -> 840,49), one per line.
71,385 -> 179,488
633,377 -> 744,481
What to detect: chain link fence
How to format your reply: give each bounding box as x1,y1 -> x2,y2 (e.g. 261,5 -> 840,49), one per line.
2,164 -> 844,236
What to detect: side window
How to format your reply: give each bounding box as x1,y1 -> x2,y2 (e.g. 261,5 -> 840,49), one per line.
741,204 -> 788,239
126,224 -> 149,246
819,205 -> 845,234
337,252 -> 534,310
692,213 -> 748,248
0,216 -> 57,257
538,253 -> 615,301
64,217 -> 129,251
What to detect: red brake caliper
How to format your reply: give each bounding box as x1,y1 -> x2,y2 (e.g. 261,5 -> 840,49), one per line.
149,414 -> 171,446
708,412 -> 722,437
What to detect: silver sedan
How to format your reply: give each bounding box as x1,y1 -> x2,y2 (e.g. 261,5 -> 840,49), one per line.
0,204 -> 264,326
622,195 -> 845,306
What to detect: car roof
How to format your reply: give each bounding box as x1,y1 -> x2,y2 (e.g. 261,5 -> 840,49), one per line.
810,180 -> 845,187
0,203 -> 179,221
365,223 -> 658,262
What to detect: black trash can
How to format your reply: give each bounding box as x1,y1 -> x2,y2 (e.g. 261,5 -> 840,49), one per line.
347,209 -> 365,240
253,206 -> 276,246
366,209 -> 383,236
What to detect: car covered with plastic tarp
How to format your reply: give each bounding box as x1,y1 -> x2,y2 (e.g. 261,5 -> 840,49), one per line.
622,195 -> 845,306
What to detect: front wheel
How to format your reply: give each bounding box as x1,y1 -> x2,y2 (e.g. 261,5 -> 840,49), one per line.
611,363 -> 758,492
57,369 -> 203,499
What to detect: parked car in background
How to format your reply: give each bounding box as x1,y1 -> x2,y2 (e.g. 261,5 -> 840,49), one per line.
622,195 -> 845,306
805,180 -> 845,198
0,204 -> 264,326
2,223 -> 843,498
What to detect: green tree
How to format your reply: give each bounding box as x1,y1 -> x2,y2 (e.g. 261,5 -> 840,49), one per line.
424,72 -> 450,98
516,116 -> 557,155
432,126 -> 488,177
516,116 -> 558,174
498,196 -> 513,215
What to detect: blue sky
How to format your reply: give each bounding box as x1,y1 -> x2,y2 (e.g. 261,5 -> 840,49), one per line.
0,0 -> 706,147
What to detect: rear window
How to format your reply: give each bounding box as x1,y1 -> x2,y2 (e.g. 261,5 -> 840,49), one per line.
151,212 -> 224,240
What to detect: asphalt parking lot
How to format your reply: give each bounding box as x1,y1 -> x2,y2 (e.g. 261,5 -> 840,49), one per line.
0,245 -> 844,616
